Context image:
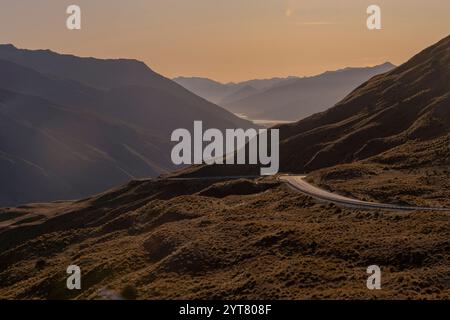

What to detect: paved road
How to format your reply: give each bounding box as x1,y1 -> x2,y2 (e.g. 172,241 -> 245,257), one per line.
164,175 -> 260,181
165,174 -> 450,211
279,175 -> 450,212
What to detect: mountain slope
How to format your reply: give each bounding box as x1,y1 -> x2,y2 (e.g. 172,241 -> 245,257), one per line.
0,44 -> 177,92
1,176 -> 450,299
277,36 -> 449,173
0,45 -> 254,130
173,77 -> 237,104
219,85 -> 259,106
0,59 -> 100,109
0,45 -> 256,206
0,88 -> 171,206
225,63 -> 395,121
307,133 -> 450,207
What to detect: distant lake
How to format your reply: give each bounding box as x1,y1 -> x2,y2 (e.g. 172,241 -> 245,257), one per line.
234,113 -> 294,128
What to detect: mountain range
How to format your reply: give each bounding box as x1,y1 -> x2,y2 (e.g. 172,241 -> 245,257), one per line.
0,45 -> 256,206
173,76 -> 296,106
175,63 -> 395,122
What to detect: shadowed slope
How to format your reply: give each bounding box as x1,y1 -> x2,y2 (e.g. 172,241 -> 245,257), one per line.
278,35 -> 449,173
224,63 -> 395,121
0,45 -> 257,206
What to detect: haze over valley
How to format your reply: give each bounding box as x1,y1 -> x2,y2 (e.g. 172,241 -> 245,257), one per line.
175,62 -> 395,123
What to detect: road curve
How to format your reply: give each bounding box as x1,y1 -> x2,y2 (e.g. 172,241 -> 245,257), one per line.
279,175 -> 450,212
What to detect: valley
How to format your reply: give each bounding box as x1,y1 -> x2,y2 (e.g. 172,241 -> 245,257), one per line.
175,63 -> 395,123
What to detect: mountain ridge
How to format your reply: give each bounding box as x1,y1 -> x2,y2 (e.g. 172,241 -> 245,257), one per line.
175,63 -> 395,122
224,63 -> 396,121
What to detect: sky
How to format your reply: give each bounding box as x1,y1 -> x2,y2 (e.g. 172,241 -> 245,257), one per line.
0,0 -> 449,82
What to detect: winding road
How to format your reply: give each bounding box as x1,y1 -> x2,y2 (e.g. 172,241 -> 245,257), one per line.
167,174 -> 450,211
279,175 -> 450,212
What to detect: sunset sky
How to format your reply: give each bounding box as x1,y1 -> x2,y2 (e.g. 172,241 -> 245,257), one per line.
1,0 -> 449,82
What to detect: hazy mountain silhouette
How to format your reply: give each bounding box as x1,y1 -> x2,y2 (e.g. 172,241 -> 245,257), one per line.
219,85 -> 259,106
0,88 -> 170,206
0,44 -> 177,91
0,45 -> 256,206
173,77 -> 238,104
174,65 -> 394,122
224,63 -> 395,121
173,76 -> 296,105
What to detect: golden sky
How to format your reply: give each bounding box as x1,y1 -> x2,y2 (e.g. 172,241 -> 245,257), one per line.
1,0 -> 449,82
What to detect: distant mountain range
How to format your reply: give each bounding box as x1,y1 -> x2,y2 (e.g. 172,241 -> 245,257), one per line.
173,76 -> 297,106
175,63 -> 395,122
0,45 -> 256,206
